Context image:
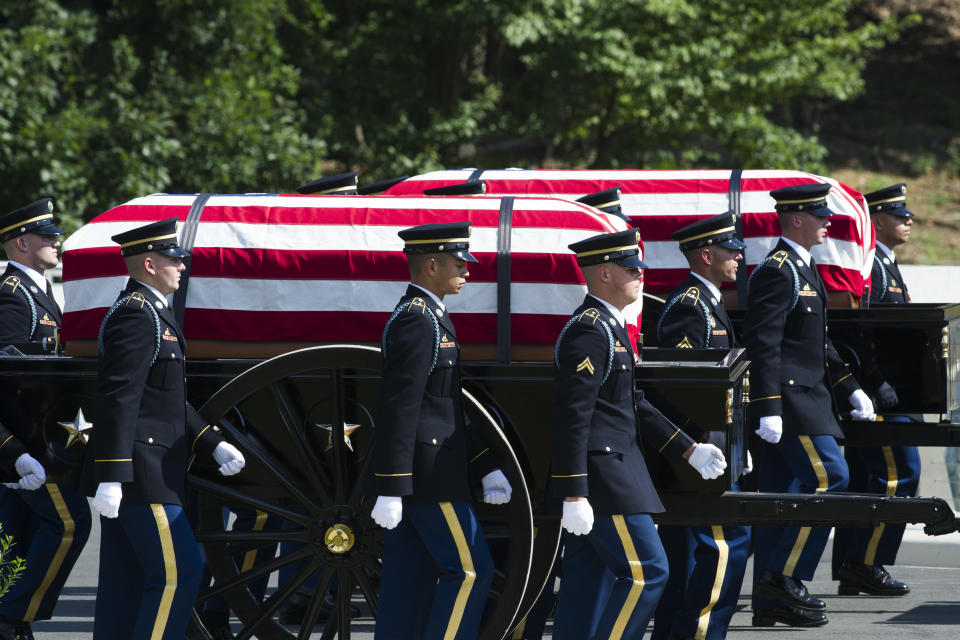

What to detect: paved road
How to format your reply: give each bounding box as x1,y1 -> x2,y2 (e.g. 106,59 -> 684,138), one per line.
31,516 -> 960,639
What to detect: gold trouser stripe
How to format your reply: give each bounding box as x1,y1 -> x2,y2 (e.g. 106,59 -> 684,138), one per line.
751,395 -> 781,402
512,616 -> 527,639
694,526 -> 729,640
241,510 -> 269,572
23,485 -> 75,622
240,510 -> 268,572
0,435 -> 13,449
609,515 -> 645,640
784,436 -> 829,576
440,502 -> 476,640
864,446 -> 899,565
375,472 -> 412,477
150,504 -> 177,640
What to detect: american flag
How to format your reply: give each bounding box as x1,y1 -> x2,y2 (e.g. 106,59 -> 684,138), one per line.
60,194 -> 638,352
384,169 -> 874,299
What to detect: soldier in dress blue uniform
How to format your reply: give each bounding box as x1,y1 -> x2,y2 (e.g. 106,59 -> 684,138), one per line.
652,212 -> 751,640
744,183 -> 875,628
576,187 -> 632,222
370,221 -> 512,640
549,229 -> 728,640
0,198 -> 92,640
77,218 -> 246,640
831,183 -> 916,596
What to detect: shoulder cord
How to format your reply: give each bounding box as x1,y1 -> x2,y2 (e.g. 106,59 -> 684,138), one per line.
555,315 -> 615,384
97,295 -> 162,365
13,286 -> 38,340
747,256 -> 800,311
381,300 -> 441,374
656,293 -> 712,347
874,254 -> 888,302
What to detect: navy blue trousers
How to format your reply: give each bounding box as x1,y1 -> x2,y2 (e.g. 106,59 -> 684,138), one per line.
832,434 -> 921,574
554,513 -> 668,640
752,435 -> 848,610
95,503 -> 203,640
375,500 -> 494,640
0,483 -> 91,622
653,484 -> 750,640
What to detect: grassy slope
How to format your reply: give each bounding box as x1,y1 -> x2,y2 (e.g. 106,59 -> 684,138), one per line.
820,1 -> 960,264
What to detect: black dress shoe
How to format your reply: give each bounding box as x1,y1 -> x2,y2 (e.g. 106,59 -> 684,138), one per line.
753,605 -> 828,627
838,562 -> 910,596
0,621 -> 32,640
756,570 -> 826,610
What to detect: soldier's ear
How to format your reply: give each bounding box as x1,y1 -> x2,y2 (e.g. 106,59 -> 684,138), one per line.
701,247 -> 713,265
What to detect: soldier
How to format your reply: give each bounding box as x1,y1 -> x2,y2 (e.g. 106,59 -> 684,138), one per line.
549,228 -> 727,640
78,218 -> 246,640
744,183 -> 875,628
0,198 -> 92,640
652,212 -> 751,640
370,221 -> 512,640
831,183 -> 917,596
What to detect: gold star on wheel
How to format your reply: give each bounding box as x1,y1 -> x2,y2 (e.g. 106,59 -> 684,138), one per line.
315,423 -> 362,452
58,408 -> 93,448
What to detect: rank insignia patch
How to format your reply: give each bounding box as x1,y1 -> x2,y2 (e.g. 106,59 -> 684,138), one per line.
676,336 -> 693,348
576,356 -> 595,375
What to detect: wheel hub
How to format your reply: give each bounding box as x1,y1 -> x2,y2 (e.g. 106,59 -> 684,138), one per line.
324,523 -> 356,554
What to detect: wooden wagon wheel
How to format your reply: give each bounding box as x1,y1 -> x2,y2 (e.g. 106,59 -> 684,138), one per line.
188,345 -> 533,640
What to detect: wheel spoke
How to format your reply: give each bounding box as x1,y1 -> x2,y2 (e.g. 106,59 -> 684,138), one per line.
197,545 -> 312,604
196,529 -> 308,545
188,474 -> 312,526
270,382 -> 332,493
217,417 -> 327,511
234,559 -> 319,640
351,565 -> 378,617
297,568 -> 337,640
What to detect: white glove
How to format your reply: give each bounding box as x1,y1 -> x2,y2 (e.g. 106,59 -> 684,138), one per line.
14,453 -> 46,490
687,443 -> 727,480
371,496 -> 403,529
562,499 -> 594,536
849,389 -> 876,421
213,441 -> 245,476
755,415 -> 783,443
481,469 -> 512,504
742,450 -> 754,476
92,482 -> 123,518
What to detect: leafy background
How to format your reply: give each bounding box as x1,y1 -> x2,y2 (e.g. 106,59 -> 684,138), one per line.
1,0 -> 957,261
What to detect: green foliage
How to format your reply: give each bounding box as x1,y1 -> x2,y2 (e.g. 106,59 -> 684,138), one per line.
0,525 -> 25,601
0,1 -> 910,225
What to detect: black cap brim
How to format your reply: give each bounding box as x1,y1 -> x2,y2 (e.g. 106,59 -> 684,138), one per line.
156,247 -> 190,259
451,250 -> 478,263
718,237 -> 746,251
34,224 -> 64,236
807,205 -> 837,218
614,256 -> 647,269
890,207 -> 914,218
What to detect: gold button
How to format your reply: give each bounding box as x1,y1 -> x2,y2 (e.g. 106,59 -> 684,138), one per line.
621,364 -> 626,370
432,438 -> 437,445
148,437 -> 154,443
605,446 -> 611,452
806,306 -> 812,312
788,379 -> 795,385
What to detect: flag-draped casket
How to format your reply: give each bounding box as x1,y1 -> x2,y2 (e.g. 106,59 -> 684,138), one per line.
60,194 -> 639,358
384,169 -> 874,301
